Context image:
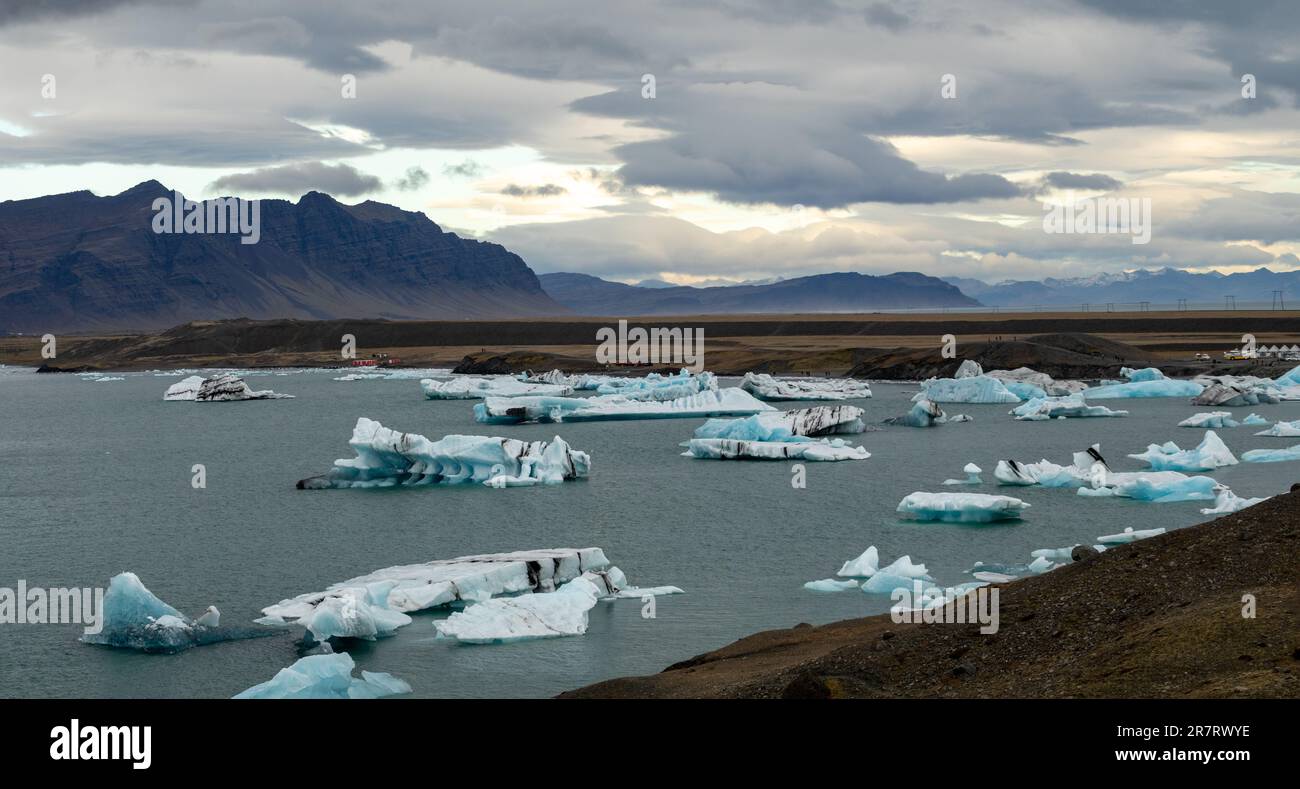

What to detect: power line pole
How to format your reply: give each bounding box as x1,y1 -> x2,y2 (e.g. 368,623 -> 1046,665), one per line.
1225,295 -> 1236,310
1273,290 -> 1284,310
1139,301 -> 1150,312
1177,298 -> 1187,311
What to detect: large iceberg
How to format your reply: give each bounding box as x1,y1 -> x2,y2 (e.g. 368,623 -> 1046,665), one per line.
163,374 -> 293,401
740,372 -> 872,401
684,438 -> 868,461
1010,394 -> 1128,420
1083,467 -> 1218,502
994,444 -> 1109,487
1126,430 -> 1238,471
420,377 -> 573,399
1191,381 -> 1280,407
82,572 -> 269,653
914,375 -> 1021,404
896,492 -> 1029,523
694,405 -> 866,440
988,367 -> 1087,397
296,418 -> 589,489
1241,444 -> 1300,463
474,387 -> 773,424
1255,419 -> 1300,437
233,653 -> 411,699
1081,378 -> 1203,399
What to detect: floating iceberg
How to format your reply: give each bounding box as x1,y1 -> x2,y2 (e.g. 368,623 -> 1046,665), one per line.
593,369 -> 716,401
991,367 -> 1087,397
1178,411 -> 1239,429
803,578 -> 860,592
994,444 -> 1108,488
1120,366 -> 1165,382
1254,419 -> 1300,437
420,376 -> 573,399
1241,445 -> 1300,463
943,463 -> 983,485
684,438 -> 869,461
694,405 -> 866,440
914,375 -> 1021,404
1097,527 -> 1165,545
1083,467 -> 1218,502
1127,430 -> 1237,472
163,374 -> 293,401
836,546 -> 880,577
885,399 -> 946,427
518,369 -> 612,390
954,360 -> 984,378
296,418 -> 589,490
896,492 -> 1029,523
1010,394 -> 1128,420
1191,382 -> 1280,407
740,372 -> 871,401
1081,379 -> 1203,399
82,572 -> 268,653
1200,487 -> 1269,515
473,387 -> 773,424
233,653 -> 411,699
1242,413 -> 1269,426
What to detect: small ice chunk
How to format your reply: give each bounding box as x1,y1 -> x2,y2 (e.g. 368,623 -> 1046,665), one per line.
82,573 -> 264,653
475,387 -> 773,424
1241,413 -> 1269,426
803,578 -> 861,592
233,653 -> 411,699
972,571 -> 1016,583
943,462 -> 983,485
1097,527 -> 1166,544
1200,487 -> 1269,515
1178,411 -> 1239,429
896,492 -> 1029,523
163,374 -> 292,401
1254,420 -> 1300,437
1241,444 -> 1300,463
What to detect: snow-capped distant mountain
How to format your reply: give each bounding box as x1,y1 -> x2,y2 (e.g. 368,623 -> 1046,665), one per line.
946,267 -> 1297,308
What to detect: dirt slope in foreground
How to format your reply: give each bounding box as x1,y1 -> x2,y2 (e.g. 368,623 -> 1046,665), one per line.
563,492 -> 1300,699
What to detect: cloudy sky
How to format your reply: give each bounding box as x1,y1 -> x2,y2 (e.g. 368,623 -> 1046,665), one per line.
2,0 -> 1299,285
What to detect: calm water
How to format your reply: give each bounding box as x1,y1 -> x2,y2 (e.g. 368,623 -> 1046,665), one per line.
2,367 -> 1298,698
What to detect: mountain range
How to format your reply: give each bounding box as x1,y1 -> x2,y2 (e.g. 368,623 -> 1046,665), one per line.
945,268 -> 1300,309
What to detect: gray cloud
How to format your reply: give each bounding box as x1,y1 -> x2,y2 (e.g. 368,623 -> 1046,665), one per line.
209,161 -> 383,197
500,183 -> 568,197
442,159 -> 485,178
393,166 -> 430,191
1034,171 -> 1124,194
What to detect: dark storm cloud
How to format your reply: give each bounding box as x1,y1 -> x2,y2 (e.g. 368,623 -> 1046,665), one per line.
209,161 -> 383,197
0,0 -> 183,26
1037,171 -> 1123,193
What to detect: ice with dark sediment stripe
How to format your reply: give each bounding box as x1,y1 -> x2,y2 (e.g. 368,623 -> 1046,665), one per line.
420,376 -> 573,399
740,372 -> 872,401
994,444 -> 1109,487
474,387 -> 773,424
163,374 -> 293,401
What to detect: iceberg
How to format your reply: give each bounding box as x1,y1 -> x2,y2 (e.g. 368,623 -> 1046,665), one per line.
684,438 -> 869,461
914,375 -> 1021,404
473,387 -> 773,424
1200,487 -> 1268,515
954,360 -> 984,378
1097,527 -> 1165,545
1242,413 -> 1269,426
1127,430 -> 1238,472
420,376 -> 573,399
296,418 -> 590,490
988,367 -> 1087,397
1177,411 -> 1239,429
896,492 -> 1029,523
1254,419 -> 1300,437
1081,379 -> 1203,399
1191,382 -> 1279,407
885,399 -> 946,427
1120,366 -> 1165,382
1010,394 -> 1128,420
694,405 -> 866,440
82,572 -> 269,654
1083,467 -> 1218,502
972,571 -> 1016,583
740,372 -> 872,401
518,369 -> 612,390
943,463 -> 983,485
803,578 -> 860,592
836,546 -> 880,577
994,444 -> 1108,487
233,653 -> 411,699
163,374 -> 293,401
593,369 -> 716,401
1241,445 -> 1300,463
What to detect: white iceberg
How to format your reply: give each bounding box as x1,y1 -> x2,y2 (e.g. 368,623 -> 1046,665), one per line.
694,405 -> 866,440
1242,414 -> 1269,426
994,444 -> 1108,488
1011,394 -> 1128,420
1241,445 -> 1300,463
81,572 -> 264,653
1120,366 -> 1165,382
474,387 -> 773,424
914,375 -> 1022,404
943,463 -> 983,485
803,578 -> 861,592
1083,466 -> 1218,502
163,374 -> 293,401
1127,430 -> 1238,472
518,369 -> 612,390
896,492 -> 1029,523
420,376 -> 573,399
683,438 -> 869,461
836,546 -> 880,577
233,653 -> 411,699
1081,379 -> 1203,399
740,372 -> 872,401
1178,411 -> 1239,429
1200,487 -> 1269,515
954,360 -> 984,378
1097,526 -> 1165,545
594,369 -> 717,401
1254,419 -> 1300,437
296,418 -> 590,489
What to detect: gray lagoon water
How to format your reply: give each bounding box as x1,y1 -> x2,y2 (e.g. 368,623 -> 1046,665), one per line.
2,367 -> 1298,698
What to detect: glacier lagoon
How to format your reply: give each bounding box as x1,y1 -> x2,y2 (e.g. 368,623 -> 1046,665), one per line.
2,368 -> 1299,698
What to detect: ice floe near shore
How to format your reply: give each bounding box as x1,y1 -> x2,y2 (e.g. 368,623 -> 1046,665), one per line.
1242,444 -> 1300,463
1127,430 -> 1238,471
995,445 -> 1108,487
1200,487 -> 1269,515
296,417 -> 589,489
474,387 -> 772,424
1097,527 -> 1165,545
420,377 -> 573,399
805,547 -> 936,594
1010,394 -> 1128,420
1082,468 -> 1218,502
258,548 -> 678,644
896,492 -> 1029,523
163,374 -> 293,401
740,372 -> 871,401
82,572 -> 268,653
234,653 -> 411,699
1255,419 -> 1300,437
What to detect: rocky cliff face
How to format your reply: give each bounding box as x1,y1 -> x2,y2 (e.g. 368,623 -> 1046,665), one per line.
0,181 -> 567,332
